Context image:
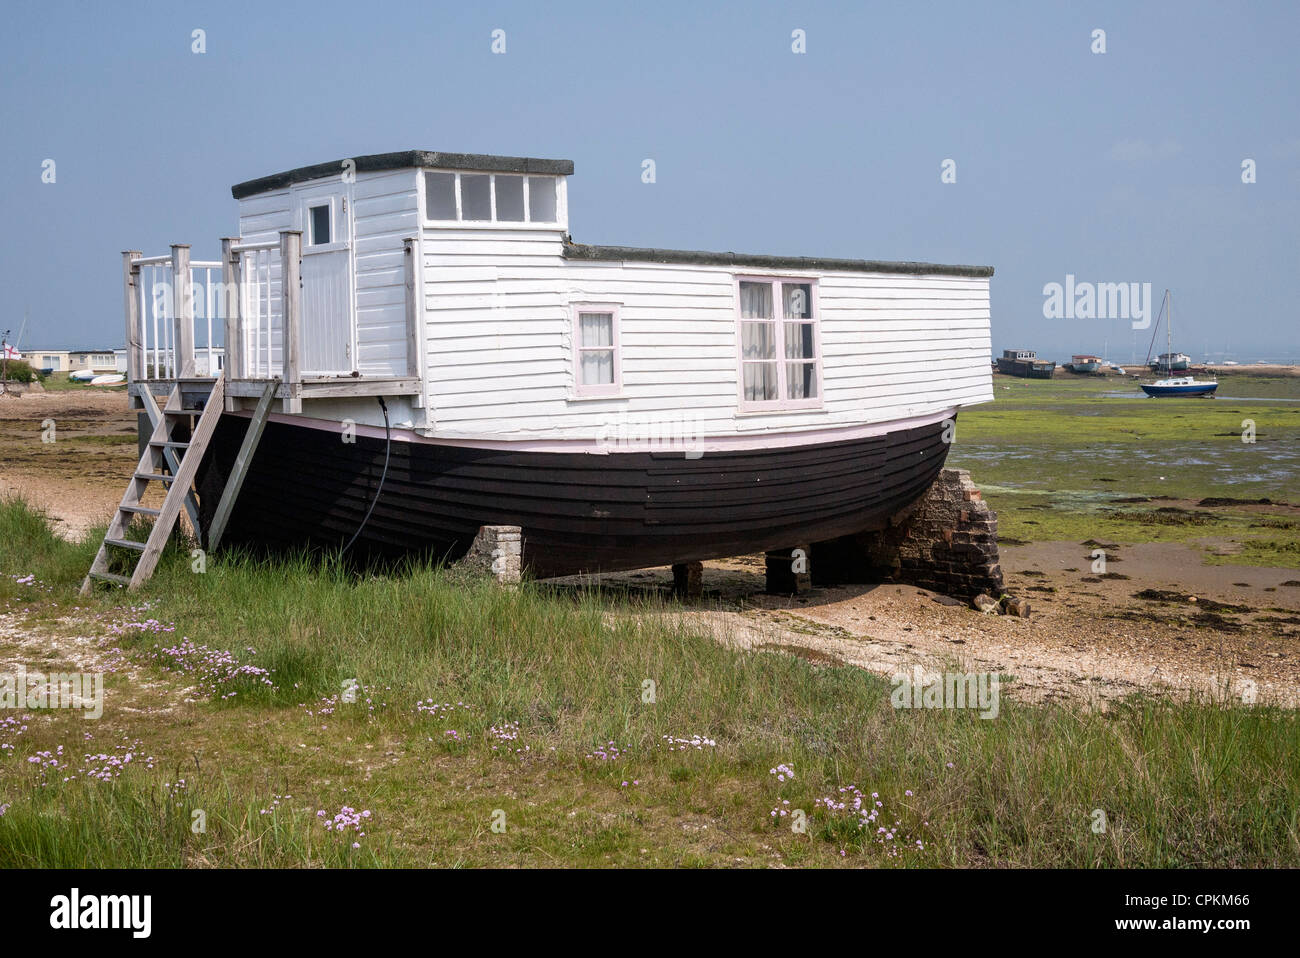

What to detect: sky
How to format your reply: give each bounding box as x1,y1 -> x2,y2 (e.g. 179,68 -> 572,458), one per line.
2,0 -> 1297,361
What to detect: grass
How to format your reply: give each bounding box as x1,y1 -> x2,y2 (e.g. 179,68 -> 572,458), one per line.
2,496 -> 1299,868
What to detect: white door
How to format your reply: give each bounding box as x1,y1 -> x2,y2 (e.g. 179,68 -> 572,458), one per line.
296,183 -> 355,375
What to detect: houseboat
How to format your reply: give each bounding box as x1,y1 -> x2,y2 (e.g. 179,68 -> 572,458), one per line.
996,349 -> 1055,379
1064,354 -> 1102,374
93,150 -> 995,584
1149,352 -> 1190,372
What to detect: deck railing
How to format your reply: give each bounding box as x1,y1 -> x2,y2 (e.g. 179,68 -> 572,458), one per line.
124,231 -> 304,408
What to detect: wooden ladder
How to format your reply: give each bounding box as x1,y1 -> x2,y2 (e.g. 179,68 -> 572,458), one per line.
81,372 -> 227,593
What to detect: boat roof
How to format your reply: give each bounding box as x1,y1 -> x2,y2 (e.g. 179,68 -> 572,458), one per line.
231,151 -> 995,278
232,150 -> 575,199
563,242 -> 993,279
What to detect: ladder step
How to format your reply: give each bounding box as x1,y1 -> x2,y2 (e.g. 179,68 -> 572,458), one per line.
134,472 -> 177,483
149,440 -> 189,449
88,571 -> 132,587
120,504 -> 161,516
104,537 -> 146,552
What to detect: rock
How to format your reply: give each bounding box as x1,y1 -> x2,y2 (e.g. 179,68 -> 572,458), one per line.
1002,595 -> 1032,618
932,594 -> 964,607
972,593 -> 1000,614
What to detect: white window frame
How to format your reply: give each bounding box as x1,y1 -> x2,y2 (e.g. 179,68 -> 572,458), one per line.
421,170 -> 567,230
570,302 -> 623,399
301,193 -> 349,253
734,275 -> 824,413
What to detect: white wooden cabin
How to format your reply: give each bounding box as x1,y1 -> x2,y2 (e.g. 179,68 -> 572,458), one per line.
124,150 -> 992,441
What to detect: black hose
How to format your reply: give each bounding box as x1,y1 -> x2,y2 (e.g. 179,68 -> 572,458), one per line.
341,396 -> 390,557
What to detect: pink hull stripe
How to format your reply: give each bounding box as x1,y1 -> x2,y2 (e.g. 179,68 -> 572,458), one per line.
227,407 -> 958,454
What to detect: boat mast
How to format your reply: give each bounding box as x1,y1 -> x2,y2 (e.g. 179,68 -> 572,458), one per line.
1167,290 -> 1172,369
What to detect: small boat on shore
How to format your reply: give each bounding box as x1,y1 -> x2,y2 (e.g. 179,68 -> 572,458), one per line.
1138,290 -> 1217,398
1149,352 -> 1190,371
996,349 -> 1056,378
1064,354 -> 1102,374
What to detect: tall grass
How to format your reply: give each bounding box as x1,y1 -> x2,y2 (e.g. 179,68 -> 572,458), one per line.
1,497 -> 1298,867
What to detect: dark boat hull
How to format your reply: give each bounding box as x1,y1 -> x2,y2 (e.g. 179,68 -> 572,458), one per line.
199,415 -> 952,578
996,358 -> 1056,378
1139,382 -> 1218,397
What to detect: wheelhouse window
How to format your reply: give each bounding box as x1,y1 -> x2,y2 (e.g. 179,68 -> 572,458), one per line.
424,171 -> 561,225
737,278 -> 821,409
308,204 -> 331,246
571,304 -> 621,397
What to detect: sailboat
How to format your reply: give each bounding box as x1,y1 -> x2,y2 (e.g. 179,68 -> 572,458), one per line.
1138,290 -> 1218,397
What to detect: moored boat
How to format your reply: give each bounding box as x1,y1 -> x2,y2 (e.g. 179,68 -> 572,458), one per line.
996,349 -> 1055,378
1139,376 -> 1217,397
1149,352 -> 1190,371
1138,290 -> 1216,398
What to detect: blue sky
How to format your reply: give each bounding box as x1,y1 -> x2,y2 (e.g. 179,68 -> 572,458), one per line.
2,0 -> 1296,360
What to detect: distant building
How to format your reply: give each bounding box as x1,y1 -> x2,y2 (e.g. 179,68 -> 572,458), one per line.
116,346 -> 224,377
28,349 -> 71,372
68,349 -> 119,371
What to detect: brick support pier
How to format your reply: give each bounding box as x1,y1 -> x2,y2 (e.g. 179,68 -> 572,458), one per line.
811,468 -> 1004,598
765,545 -> 812,595
672,561 -> 703,600
461,525 -> 523,585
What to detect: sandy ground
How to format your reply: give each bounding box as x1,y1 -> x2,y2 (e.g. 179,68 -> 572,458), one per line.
5,387 -> 1299,709
0,388 -> 148,539
567,550 -> 1300,708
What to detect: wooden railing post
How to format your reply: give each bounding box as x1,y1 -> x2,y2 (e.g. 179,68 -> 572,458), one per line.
403,238 -> 420,378
221,237 -> 242,407
122,250 -> 142,385
280,230 -> 302,413
170,244 -> 195,378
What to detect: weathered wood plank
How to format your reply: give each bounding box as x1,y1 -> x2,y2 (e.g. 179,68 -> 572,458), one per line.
130,373 -> 227,589
208,378 -> 278,552
281,230 -> 302,413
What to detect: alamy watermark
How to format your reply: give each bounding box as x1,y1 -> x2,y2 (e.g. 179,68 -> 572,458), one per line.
598,411 -> 703,459
891,666 -> 1000,719
1042,275 -> 1152,329
0,666 -> 103,719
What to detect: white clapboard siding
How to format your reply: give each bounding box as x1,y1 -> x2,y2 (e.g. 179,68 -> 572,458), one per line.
351,170 -> 418,376
419,227 -> 993,440
237,169 -> 417,378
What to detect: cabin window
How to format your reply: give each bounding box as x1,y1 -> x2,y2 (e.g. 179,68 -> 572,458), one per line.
309,204 -> 331,246
425,172 -> 457,219
495,175 -> 526,221
460,174 -> 492,221
423,171 -> 562,225
736,278 -> 821,409
528,176 -> 557,222
571,304 -> 621,397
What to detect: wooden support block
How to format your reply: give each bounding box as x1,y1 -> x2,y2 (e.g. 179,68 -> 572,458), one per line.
672,561 -> 703,600
765,545 -> 811,595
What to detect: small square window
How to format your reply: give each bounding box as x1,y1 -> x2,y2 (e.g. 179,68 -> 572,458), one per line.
309,204 -> 331,245
460,174 -> 491,221
425,172 -> 457,219
528,176 -> 557,222
495,175 -> 525,222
